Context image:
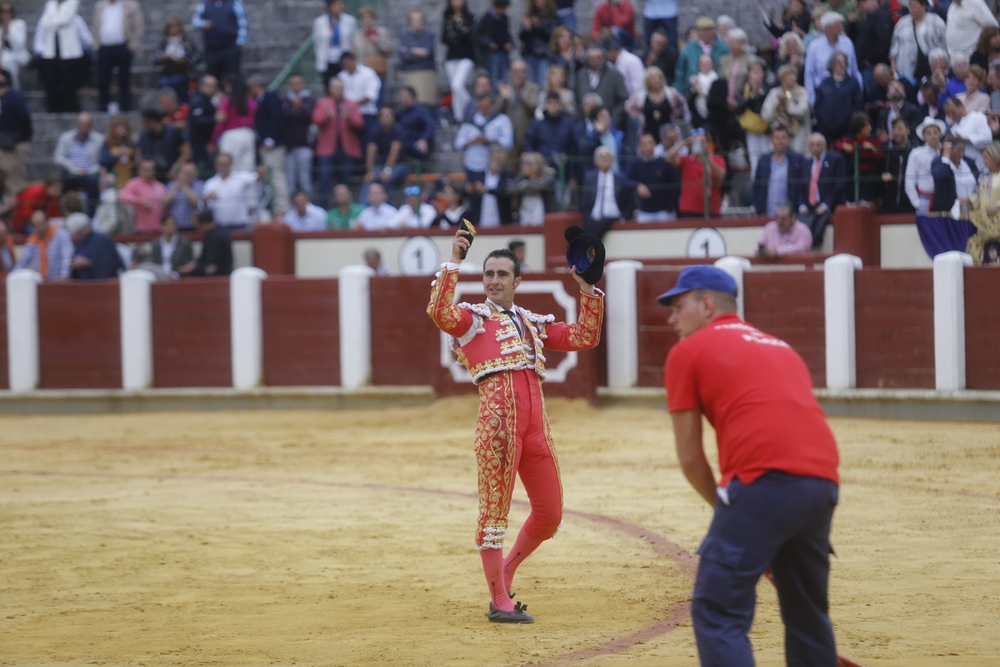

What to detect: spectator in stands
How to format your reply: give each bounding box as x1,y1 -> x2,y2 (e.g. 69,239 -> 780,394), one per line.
456,91 -> 514,182
580,145 -> 636,236
775,33 -> 806,87
805,13 -> 861,106
362,106 -> 407,204
753,125 -> 807,217
55,112 -> 103,216
549,25 -> 581,86
606,35 -> 645,102
496,58 -> 541,158
814,52 -> 864,142
92,173 -> 132,234
719,28 -> 753,111
465,147 -> 514,227
572,92 -> 607,179
136,108 -> 190,182
463,69 -> 496,122
248,74 -> 288,214
925,135 -> 978,242
363,247 -> 390,274
653,121 -> 682,158
118,159 -> 167,234
149,214 -> 193,277
283,75 -> 314,198
520,0 -> 556,85
688,55 -> 735,153
642,0 -> 678,52
476,0 -> 513,90
204,152 -> 257,230
799,132 -> 847,245
890,0 -> 946,84
944,95 -> 994,169
666,129 -> 726,218
881,117 -> 916,214
313,78 -> 364,208
162,162 -> 204,230
356,182 -> 397,230
959,65 -> 992,114
946,56 -> 972,99
0,73 -> 30,197
389,185 -> 436,228
443,0 -> 477,124
574,45 -> 630,132
65,212 -> 122,279
100,115 -> 135,190
353,6 -> 391,103
762,65 -> 811,155
506,151 -> 555,225
159,88 -> 189,129
626,66 -> 686,144
673,16 -> 730,98
396,85 -> 436,163
156,16 -> 201,104
338,51 -> 381,142
925,48 -> 951,98
192,0 -> 248,83
988,65 -> 1000,110
590,0 -> 635,49
36,0 -> 86,113
283,190 -> 328,232
919,80 -> 944,120
737,59 -> 772,179
536,64 -> 576,120
947,0 -> 998,64
643,30 -> 678,87
905,116 -> 945,212
14,210 -> 71,280
10,179 -> 61,234
0,222 -> 14,272
764,0 -> 810,41
524,92 -> 575,172
0,3 -> 30,90
588,105 -> 623,170
180,209 -> 233,276
626,131 -> 679,221
313,0 -> 356,90
434,181 -> 467,227
876,80 -> 923,147
397,10 -> 436,106
92,0 -> 143,113
209,77 -> 256,173
971,26 -> 1000,72
852,0 -> 892,100
757,202 -> 813,258
327,183 -> 362,229
188,75 -> 219,166
830,111 -> 885,204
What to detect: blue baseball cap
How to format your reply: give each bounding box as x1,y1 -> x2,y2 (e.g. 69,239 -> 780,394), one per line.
657,265 -> 738,305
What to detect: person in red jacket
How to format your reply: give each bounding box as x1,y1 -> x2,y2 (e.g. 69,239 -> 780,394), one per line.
9,180 -> 62,234
312,77 -> 364,208
590,0 -> 636,48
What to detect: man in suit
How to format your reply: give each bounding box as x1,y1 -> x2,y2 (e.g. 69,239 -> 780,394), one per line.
573,46 -> 630,133
876,80 -> 924,145
150,213 -> 194,276
753,125 -> 807,218
798,132 -> 847,247
249,74 -> 288,214
579,146 -> 637,238
465,147 -> 515,227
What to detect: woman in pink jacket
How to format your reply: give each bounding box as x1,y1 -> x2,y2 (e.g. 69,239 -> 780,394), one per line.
209,77 -> 258,172
312,77 -> 364,208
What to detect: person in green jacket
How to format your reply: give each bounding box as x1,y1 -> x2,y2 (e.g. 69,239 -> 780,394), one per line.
673,16 -> 731,97
326,184 -> 365,229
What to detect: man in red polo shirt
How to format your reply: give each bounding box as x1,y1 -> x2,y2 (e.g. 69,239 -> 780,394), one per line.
665,130 -> 727,218
660,265 -> 840,667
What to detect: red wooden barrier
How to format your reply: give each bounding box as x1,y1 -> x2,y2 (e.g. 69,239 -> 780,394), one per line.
636,268 -> 682,388
151,279 -> 231,387
370,275 -> 439,386
262,277 -> 340,386
855,269 -> 935,389
964,267 -> 1000,390
0,275 -> 8,389
832,206 -> 880,268
37,281 -> 121,389
744,272 -> 826,388
253,223 -> 295,275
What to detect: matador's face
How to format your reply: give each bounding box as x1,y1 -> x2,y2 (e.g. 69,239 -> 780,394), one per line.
483,257 -> 521,310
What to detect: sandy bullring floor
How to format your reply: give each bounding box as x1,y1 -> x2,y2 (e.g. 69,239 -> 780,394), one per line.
1,398 -> 999,666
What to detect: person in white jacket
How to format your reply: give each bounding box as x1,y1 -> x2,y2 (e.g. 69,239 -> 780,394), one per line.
35,0 -> 86,112
0,3 -> 30,89
313,0 -> 357,91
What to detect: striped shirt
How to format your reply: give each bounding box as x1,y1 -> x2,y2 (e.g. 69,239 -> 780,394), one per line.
67,138 -> 94,172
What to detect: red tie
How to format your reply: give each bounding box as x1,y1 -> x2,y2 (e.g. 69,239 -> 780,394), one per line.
809,158 -> 821,207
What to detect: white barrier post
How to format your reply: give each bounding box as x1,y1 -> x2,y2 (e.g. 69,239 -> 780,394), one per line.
339,265 -> 375,390
824,254 -> 863,390
230,267 -> 267,390
933,251 -> 973,391
714,256 -> 752,319
606,260 -> 644,388
120,270 -> 156,390
6,269 -> 42,392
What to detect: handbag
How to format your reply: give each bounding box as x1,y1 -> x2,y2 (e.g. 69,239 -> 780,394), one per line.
738,84 -> 770,134
913,21 -> 931,80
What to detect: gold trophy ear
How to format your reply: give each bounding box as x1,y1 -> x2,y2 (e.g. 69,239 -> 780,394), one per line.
460,219 -> 478,238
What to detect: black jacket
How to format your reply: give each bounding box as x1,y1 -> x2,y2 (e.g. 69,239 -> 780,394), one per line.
851,6 -> 893,68
880,143 -> 915,214
255,90 -> 286,147
876,102 -> 924,145
579,168 -> 637,223
188,92 -> 217,163
465,169 -> 515,224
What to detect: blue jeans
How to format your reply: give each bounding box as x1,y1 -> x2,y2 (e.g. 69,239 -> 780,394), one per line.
644,16 -> 677,52
489,51 -> 509,91
556,7 -> 577,34
158,74 -> 191,104
317,152 -> 358,208
284,146 -> 313,198
524,55 -> 549,86
692,472 -> 839,667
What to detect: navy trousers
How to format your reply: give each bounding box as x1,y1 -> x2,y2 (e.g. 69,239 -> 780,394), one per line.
692,471 -> 839,667
97,44 -> 132,111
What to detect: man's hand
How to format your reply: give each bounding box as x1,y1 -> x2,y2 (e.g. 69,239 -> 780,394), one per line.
450,229 -> 471,263
202,20 -> 214,30
671,409 -> 716,507
760,245 -> 778,259
816,203 -> 829,215
415,139 -> 429,154
570,266 -> 595,295
70,255 -> 92,270
636,184 -> 651,198
881,172 -> 892,182
205,192 -> 218,201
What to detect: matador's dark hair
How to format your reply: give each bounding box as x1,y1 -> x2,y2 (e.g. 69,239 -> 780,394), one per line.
484,248 -> 521,277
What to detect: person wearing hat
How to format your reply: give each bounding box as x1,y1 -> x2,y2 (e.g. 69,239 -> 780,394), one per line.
427,227 -> 605,624
905,116 -> 945,213
803,12 -> 861,106
672,16 -> 730,98
660,264 -> 840,667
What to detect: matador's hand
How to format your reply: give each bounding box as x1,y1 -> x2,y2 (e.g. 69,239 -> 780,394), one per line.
570,266 -> 595,296
451,229 -> 471,264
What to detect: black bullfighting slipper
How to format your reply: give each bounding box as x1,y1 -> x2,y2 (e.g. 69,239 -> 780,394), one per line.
488,601 -> 534,624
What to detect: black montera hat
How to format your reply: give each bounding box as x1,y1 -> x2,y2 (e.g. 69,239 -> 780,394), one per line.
564,225 -> 605,285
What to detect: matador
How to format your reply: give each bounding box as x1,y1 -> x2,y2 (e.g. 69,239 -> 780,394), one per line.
427,229 -> 605,623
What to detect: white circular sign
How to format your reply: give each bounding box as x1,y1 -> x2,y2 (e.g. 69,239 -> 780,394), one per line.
398,236 -> 441,275
686,228 -> 727,258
